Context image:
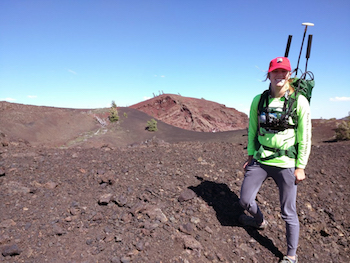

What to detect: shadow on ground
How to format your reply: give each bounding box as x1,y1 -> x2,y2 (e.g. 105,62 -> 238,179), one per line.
190,176 -> 284,259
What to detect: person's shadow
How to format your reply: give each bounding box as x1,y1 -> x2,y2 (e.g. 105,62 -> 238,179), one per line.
189,176 -> 283,260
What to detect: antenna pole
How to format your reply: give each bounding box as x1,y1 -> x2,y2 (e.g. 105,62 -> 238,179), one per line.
284,35 -> 293,57
305,34 -> 313,72
295,22 -> 314,76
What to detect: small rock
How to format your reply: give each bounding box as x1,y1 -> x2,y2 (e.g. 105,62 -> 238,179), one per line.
45,181 -> 58,189
52,224 -> 66,236
0,234 -> 10,245
305,202 -> 313,211
104,226 -> 113,234
70,207 -> 80,216
236,170 -> 244,177
135,241 -> 144,251
144,205 -> 168,223
97,171 -> 115,185
91,244 -> 105,255
204,226 -> 213,234
91,212 -> 104,221
190,216 -> 200,224
1,244 -> 21,257
110,256 -> 121,263
115,195 -> 128,207
178,188 -> 196,202
320,227 -> 331,237
179,223 -> 194,235
120,212 -> 132,223
98,193 -> 113,205
0,219 -> 16,228
182,235 -> 203,250
130,202 -> 147,215
143,221 -> 159,230
115,236 -> 123,242
104,235 -> 114,242
216,252 -> 226,262
121,256 -> 131,263
0,166 -> 5,176
204,251 -> 216,260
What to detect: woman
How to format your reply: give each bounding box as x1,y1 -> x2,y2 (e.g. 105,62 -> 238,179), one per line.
239,57 -> 312,263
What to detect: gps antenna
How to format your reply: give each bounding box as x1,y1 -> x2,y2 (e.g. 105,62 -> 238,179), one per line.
305,34 -> 313,72
284,35 -> 292,57
295,22 -> 314,76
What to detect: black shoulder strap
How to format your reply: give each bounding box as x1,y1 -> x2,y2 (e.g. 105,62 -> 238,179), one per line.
280,90 -> 297,123
257,89 -> 270,115
257,89 -> 270,136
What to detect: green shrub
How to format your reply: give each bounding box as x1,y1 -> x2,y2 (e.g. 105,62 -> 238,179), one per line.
109,101 -> 119,122
146,119 -> 158,132
335,120 -> 350,141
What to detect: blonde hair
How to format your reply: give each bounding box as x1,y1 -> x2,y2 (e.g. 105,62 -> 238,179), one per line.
287,78 -> 295,94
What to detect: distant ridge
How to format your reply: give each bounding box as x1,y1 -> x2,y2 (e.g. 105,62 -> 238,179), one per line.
0,101 -> 247,148
0,99 -> 340,148
130,94 -> 248,132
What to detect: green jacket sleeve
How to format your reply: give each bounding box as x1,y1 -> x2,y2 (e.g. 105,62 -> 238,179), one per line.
296,95 -> 312,168
247,95 -> 261,156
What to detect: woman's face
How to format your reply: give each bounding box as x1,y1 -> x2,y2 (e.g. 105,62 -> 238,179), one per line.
269,68 -> 291,89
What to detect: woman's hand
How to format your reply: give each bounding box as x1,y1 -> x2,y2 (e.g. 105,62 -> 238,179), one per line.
295,168 -> 306,184
243,156 -> 253,170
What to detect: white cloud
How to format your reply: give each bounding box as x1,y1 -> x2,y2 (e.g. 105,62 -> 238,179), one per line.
28,95 -> 37,99
161,75 -> 165,78
330,97 -> 350,102
143,96 -> 151,100
1,98 -> 16,102
67,69 -> 77,75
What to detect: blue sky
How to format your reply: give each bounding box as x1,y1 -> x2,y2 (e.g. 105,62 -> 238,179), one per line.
1,0 -> 349,119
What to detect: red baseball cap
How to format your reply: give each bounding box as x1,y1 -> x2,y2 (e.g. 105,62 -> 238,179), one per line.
268,57 -> 291,73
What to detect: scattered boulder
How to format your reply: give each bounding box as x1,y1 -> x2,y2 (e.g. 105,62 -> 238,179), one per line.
178,188 -> 196,202
1,244 -> 21,257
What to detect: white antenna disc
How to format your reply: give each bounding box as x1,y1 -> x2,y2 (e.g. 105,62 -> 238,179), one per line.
302,22 -> 314,26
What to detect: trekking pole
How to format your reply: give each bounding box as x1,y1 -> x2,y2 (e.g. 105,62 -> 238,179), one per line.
305,34 -> 313,73
284,35 -> 293,57
295,22 -> 314,76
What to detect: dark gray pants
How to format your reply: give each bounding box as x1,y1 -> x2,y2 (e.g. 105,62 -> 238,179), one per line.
239,160 -> 299,256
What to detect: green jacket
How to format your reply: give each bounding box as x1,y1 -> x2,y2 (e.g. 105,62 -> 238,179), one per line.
247,93 -> 312,169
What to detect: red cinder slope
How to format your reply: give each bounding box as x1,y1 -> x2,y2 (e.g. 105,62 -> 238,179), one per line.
130,94 -> 248,132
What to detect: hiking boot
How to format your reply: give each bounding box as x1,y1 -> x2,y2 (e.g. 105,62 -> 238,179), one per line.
280,255 -> 298,263
238,214 -> 268,230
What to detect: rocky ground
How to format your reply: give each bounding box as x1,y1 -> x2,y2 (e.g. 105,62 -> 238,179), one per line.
0,138 -> 349,263
0,101 -> 349,262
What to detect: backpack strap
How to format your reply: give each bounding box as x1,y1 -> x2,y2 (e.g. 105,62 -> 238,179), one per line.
256,144 -> 298,161
257,89 -> 270,136
280,91 -> 298,128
